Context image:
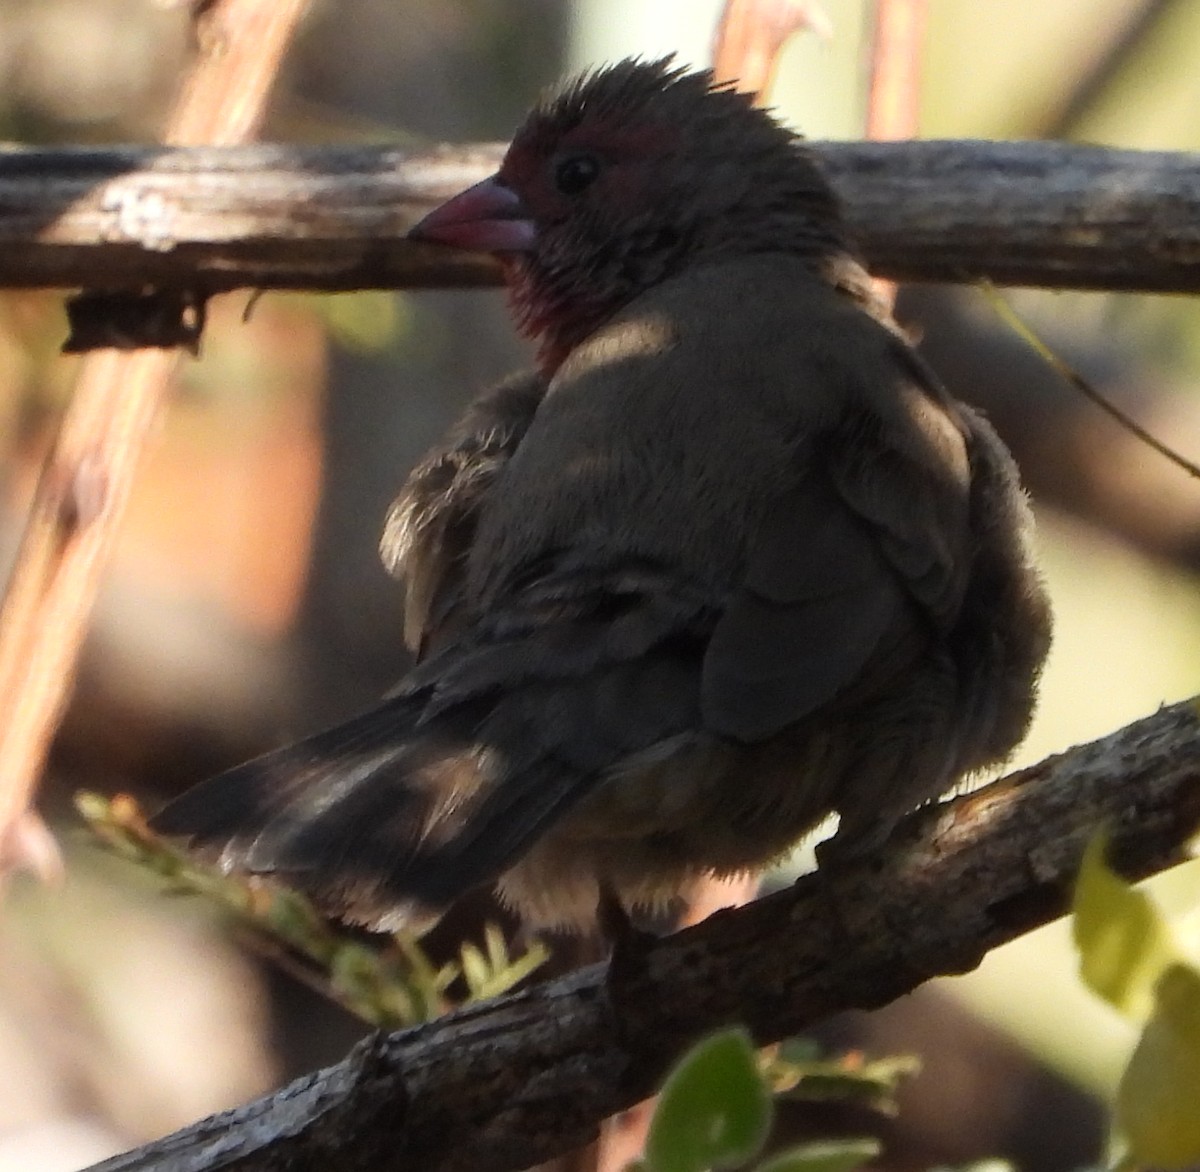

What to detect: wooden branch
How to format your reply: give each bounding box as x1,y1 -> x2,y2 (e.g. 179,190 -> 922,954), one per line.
0,0 -> 309,880
86,698 -> 1200,1172
0,138 -> 1197,295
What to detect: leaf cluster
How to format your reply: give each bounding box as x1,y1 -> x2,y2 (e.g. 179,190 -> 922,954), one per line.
74,790 -> 547,1027
634,1029 -> 897,1172
1073,831 -> 1200,1169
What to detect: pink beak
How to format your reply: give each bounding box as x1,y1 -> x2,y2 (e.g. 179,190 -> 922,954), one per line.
408,175 -> 537,254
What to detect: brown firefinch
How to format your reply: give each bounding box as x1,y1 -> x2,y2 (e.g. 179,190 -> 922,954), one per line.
152,58 -> 1051,932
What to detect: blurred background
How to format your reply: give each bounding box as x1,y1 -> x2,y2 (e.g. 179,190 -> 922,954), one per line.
2,0 -> 1200,1168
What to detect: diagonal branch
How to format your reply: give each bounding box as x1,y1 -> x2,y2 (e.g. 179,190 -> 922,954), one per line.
0,139 -> 1199,295
85,698 -> 1200,1172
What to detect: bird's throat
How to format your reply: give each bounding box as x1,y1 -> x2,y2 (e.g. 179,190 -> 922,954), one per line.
503,255 -> 630,378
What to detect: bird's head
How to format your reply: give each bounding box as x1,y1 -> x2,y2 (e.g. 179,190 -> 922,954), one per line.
410,57 -> 850,372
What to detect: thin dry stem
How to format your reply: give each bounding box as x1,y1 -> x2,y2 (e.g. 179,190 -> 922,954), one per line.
864,0 -> 927,308
865,0 -> 927,140
0,0 -> 309,883
711,0 -> 833,100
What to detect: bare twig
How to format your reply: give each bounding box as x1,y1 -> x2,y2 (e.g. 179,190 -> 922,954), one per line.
865,0 -> 926,141
83,698 -> 1200,1172
0,139 -> 1196,294
864,0 -> 927,307
711,0 -> 832,100
0,0 -> 309,883
981,280 -> 1200,482
1040,0 -> 1180,140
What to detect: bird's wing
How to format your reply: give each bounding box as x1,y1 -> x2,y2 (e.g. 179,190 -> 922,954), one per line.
151,565 -> 710,926
380,370 -> 547,657
702,338 -> 973,742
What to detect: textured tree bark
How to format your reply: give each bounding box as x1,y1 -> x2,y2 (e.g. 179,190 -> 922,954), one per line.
0,139 -> 1198,294
86,698 -> 1200,1172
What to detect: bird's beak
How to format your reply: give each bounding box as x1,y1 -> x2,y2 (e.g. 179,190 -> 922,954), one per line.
408,175 -> 536,254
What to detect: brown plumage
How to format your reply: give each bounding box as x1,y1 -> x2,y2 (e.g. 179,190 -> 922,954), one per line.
152,59 -> 1051,932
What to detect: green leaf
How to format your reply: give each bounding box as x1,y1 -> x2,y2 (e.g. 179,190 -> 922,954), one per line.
756,1138 -> 881,1172
1072,830 -> 1181,1021
1116,963 -> 1200,1169
462,938 -> 549,1003
485,921 -> 509,971
459,941 -> 491,997
646,1029 -> 772,1172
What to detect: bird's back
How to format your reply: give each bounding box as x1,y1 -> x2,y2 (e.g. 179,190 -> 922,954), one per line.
467,254 -> 935,613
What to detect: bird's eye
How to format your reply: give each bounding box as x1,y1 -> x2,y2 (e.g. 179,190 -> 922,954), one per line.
553,153 -> 601,196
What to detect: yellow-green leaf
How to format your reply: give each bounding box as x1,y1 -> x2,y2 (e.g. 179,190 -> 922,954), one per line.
1116,963 -> 1200,1169
1072,831 -> 1181,1021
459,941 -> 490,996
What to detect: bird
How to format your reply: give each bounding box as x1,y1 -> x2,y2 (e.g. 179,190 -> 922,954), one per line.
151,57 -> 1052,934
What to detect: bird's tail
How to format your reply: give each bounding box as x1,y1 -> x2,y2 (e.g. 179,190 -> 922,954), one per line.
149,692 -> 593,930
